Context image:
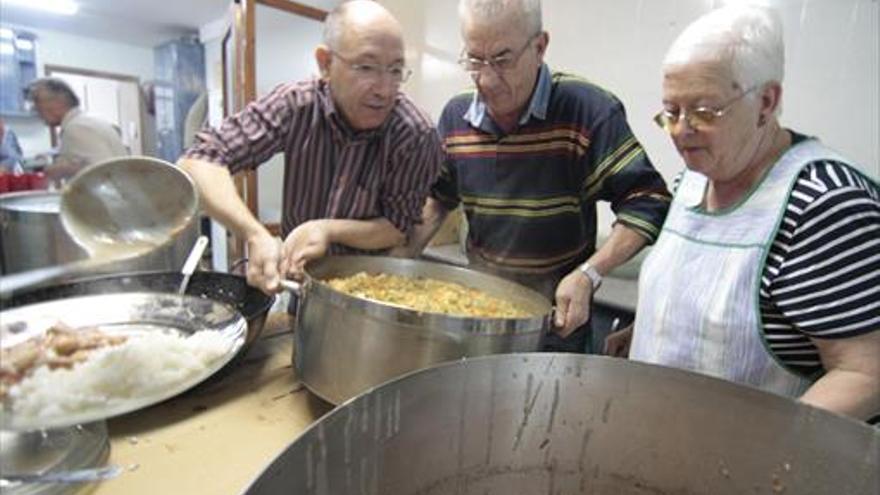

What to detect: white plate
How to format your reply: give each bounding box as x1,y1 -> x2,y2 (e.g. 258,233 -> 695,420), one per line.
0,292 -> 246,431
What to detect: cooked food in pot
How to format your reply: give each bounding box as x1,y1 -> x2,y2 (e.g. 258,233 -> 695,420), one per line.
325,272 -> 532,318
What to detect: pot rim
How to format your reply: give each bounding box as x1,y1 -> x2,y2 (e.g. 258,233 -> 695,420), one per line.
301,256 -> 553,335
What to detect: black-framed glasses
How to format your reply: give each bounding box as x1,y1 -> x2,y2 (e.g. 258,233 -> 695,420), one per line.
331,51 -> 413,84
457,33 -> 540,76
653,86 -> 759,132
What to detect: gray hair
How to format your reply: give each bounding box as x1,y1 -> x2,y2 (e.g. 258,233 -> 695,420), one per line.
323,0 -> 388,50
664,5 -> 784,93
322,2 -> 347,49
458,0 -> 542,36
27,77 -> 80,108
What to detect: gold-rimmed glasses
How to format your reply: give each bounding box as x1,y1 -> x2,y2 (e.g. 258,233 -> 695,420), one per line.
457,33 -> 540,76
654,86 -> 759,132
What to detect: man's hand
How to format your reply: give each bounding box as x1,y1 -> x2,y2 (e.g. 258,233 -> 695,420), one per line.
553,268 -> 594,337
604,323 -> 633,357
44,156 -> 85,182
245,232 -> 283,294
279,220 -> 331,279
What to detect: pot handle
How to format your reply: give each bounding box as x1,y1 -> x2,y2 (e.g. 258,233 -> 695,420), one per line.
279,279 -> 302,295
229,257 -> 248,274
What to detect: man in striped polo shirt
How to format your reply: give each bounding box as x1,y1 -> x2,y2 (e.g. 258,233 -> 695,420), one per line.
179,1 -> 442,294
405,0 -> 671,352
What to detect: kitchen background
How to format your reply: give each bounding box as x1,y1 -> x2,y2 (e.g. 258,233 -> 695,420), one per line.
2,0 -> 877,252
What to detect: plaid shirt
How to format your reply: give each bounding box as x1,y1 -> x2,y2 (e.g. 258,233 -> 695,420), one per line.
184,78 -> 442,251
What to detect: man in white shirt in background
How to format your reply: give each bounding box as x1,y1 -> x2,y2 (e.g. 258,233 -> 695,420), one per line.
27,77 -> 129,181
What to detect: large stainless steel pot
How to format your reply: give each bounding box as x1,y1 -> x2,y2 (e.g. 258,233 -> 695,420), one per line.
0,191 -> 86,274
246,354 -> 879,495
0,190 -> 199,277
294,256 -> 552,404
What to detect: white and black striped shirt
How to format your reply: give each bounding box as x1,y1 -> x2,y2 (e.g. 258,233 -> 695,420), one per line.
760,146 -> 879,376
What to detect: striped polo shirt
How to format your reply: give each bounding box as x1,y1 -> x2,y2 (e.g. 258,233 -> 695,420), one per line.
433,65 -> 671,276
184,78 -> 443,252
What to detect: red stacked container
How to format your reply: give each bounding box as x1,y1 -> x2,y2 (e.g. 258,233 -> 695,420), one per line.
0,172 -> 49,194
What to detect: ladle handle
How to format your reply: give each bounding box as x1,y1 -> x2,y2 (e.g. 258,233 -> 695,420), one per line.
182,236 -> 209,276
279,279 -> 303,295
0,465 -> 123,486
0,258 -> 107,300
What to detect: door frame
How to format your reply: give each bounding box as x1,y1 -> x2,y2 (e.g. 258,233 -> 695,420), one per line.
222,0 -> 328,259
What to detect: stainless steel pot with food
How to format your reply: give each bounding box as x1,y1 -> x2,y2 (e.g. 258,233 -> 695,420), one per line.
245,354 -> 879,495
292,256 -> 552,404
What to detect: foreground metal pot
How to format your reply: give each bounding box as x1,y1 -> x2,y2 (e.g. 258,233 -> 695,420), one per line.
293,256 -> 552,404
246,354 -> 879,495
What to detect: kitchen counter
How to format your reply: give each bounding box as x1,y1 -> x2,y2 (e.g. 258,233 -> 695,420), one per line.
93,313 -> 332,495
423,244 -> 639,312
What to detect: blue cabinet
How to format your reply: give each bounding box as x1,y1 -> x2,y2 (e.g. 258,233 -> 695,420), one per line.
153,38 -> 206,162
0,28 -> 37,116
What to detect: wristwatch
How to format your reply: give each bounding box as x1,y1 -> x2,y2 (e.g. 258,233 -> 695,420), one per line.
579,261 -> 603,290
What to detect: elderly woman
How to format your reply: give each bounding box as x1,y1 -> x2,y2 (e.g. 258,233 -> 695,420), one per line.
624,6 -> 879,420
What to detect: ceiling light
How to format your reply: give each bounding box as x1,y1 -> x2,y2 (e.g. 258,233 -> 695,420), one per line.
4,0 -> 79,16
15,38 -> 35,51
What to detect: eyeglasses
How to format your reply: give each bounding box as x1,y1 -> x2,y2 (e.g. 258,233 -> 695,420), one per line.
653,86 -> 759,132
457,34 -> 540,76
331,51 -> 412,84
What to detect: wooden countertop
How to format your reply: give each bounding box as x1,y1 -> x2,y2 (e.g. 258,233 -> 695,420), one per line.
92,313 -> 332,495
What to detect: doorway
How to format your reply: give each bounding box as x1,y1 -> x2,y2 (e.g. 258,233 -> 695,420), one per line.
44,65 -> 143,155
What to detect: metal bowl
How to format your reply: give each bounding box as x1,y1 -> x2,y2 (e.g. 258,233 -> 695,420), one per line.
245,354 -> 879,495
60,156 -> 199,258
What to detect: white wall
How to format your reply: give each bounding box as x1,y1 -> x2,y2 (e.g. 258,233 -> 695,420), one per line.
199,2 -> 342,225
198,2 -> 340,270
2,23 -> 154,158
253,4 -> 327,224
381,0 -> 879,236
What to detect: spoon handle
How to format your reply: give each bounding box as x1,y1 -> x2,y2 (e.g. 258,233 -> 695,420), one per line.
178,235 -> 209,295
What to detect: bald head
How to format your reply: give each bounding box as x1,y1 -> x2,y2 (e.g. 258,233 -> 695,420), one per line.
323,0 -> 403,51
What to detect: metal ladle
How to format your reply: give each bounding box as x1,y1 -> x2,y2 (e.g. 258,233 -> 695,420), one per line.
0,157 -> 199,299
0,465 -> 124,487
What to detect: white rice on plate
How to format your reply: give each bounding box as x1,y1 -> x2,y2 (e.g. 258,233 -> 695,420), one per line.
6,330 -> 232,420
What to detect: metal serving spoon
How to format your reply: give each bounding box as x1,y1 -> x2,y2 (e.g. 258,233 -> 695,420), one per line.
0,157 -> 199,299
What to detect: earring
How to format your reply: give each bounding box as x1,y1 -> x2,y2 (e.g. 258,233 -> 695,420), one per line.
758,115 -> 766,126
